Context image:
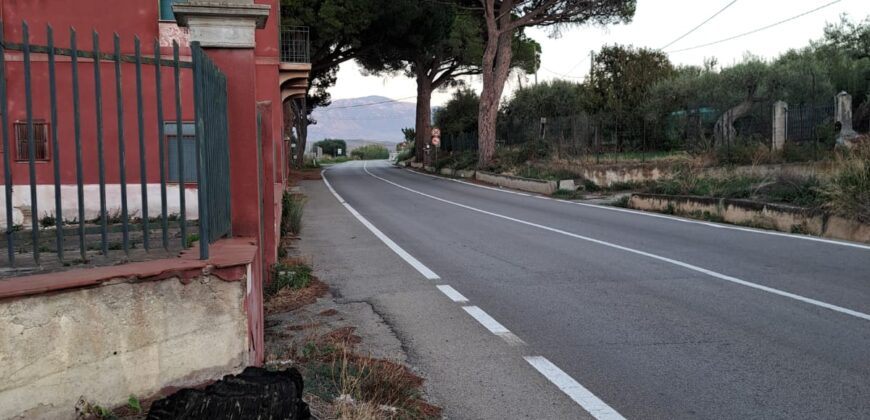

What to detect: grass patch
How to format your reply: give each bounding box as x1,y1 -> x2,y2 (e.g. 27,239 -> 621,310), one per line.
551,189 -> 584,199
821,144 -> 870,222
611,196 -> 630,208
267,262 -> 313,297
282,192 -> 306,236
319,156 -> 350,164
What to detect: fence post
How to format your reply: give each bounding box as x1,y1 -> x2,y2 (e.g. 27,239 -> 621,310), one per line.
835,91 -> 859,146
772,100 -> 788,152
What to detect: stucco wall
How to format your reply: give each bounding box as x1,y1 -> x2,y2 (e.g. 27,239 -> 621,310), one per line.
0,273 -> 250,419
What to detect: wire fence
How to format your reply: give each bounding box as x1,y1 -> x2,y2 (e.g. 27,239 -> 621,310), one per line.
436,99 -> 846,164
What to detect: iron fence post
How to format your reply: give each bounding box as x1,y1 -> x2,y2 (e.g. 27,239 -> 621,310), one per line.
47,25 -> 64,261
0,23 -> 15,266
22,22 -> 41,264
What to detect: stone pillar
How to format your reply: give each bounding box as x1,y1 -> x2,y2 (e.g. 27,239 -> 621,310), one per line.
772,100 -> 788,152
173,0 -> 271,366
835,91 -> 859,146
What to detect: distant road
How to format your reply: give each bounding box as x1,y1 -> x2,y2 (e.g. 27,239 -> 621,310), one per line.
322,160 -> 870,419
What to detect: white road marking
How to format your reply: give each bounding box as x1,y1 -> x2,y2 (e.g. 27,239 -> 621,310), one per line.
524,356 -> 626,420
400,165 -> 870,251
369,165 -> 870,322
436,284 -> 469,303
463,305 -> 526,346
322,166 -> 440,280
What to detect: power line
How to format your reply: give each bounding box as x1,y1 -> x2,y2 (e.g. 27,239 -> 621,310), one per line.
659,0 -> 738,50
318,96 -> 417,112
666,0 -> 843,54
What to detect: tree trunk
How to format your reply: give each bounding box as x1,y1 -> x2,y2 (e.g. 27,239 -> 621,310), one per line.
477,31 -> 514,166
293,98 -> 309,168
714,98 -> 753,148
415,69 -> 433,162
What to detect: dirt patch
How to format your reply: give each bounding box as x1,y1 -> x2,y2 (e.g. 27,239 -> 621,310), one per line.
289,168 -> 323,184
319,309 -> 339,317
264,277 -> 329,314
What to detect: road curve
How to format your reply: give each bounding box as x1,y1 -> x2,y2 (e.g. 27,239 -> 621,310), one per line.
322,160 -> 870,419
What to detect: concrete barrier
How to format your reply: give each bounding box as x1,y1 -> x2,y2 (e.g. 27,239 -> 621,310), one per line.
410,162 -> 423,169
440,168 -> 455,176
455,170 -> 476,179
629,193 -> 869,243
475,171 -> 558,195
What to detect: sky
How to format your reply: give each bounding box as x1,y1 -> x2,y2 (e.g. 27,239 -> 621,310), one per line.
323,0 -> 870,108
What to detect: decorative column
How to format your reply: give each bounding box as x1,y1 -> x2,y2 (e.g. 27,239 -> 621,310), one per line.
834,91 -> 859,147
771,101 -> 788,152
173,0 -> 271,366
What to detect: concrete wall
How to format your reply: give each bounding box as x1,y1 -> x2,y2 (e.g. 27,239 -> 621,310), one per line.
578,161 -> 837,188
0,273 -> 250,419
475,171 -> 557,195
0,184 -> 199,228
629,193 -> 870,243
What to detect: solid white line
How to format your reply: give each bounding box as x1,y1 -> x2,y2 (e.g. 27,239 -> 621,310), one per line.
524,356 -> 626,420
436,284 -> 469,303
370,165 -> 870,322
322,166 -> 440,280
399,165 -> 870,251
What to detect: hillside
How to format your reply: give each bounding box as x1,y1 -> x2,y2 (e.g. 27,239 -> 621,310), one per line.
308,96 -> 415,144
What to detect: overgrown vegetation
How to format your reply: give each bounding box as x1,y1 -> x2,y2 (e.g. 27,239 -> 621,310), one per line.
315,139 -> 348,157
281,192 -> 306,236
350,144 -> 389,160
821,143 -> 870,222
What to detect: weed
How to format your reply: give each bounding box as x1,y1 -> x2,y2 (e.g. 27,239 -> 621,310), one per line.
581,178 -> 602,192
281,192 -> 306,236
127,395 -> 142,414
107,242 -> 123,251
663,203 -> 676,215
821,146 -> 870,222
39,214 -> 56,228
185,234 -> 199,248
267,262 -> 313,297
278,246 -> 288,259
551,189 -> 584,200
612,196 -> 631,208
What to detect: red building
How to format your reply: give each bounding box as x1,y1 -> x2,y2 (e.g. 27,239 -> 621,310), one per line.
0,2 -> 311,415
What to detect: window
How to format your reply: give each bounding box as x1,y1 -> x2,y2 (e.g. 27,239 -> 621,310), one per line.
159,0 -> 187,21
165,122 -> 197,183
14,120 -> 50,161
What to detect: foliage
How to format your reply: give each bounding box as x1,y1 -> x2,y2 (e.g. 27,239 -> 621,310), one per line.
314,139 -> 347,157
282,192 -> 306,236
434,150 -> 477,171
267,263 -> 313,297
501,79 -> 588,119
821,144 -> 870,222
397,142 -> 415,161
401,127 -> 416,143
588,44 -> 675,118
350,144 -> 390,160
434,88 -> 480,139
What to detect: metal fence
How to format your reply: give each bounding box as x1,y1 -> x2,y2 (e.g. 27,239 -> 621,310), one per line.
1,21 -> 230,272
788,102 -> 836,142
280,25 -> 309,63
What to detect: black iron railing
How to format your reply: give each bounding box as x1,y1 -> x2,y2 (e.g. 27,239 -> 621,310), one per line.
280,25 -> 309,63
1,21 -> 231,272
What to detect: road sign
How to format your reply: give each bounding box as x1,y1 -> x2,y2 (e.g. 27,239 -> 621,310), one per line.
431,128 -> 441,137
432,136 -> 441,146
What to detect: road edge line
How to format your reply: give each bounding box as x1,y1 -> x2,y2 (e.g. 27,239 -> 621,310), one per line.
524,356 -> 626,420
321,166 -> 440,280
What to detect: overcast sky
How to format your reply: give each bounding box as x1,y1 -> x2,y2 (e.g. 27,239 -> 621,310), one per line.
325,0 -> 870,108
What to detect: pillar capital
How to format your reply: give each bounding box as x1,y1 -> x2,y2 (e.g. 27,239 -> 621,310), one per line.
172,1 -> 270,48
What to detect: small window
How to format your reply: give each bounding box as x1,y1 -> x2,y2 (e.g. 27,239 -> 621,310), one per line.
165,122 -> 197,183
159,0 -> 187,21
14,120 -> 50,161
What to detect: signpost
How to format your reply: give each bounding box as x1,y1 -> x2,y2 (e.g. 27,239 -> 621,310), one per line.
431,128 -> 441,165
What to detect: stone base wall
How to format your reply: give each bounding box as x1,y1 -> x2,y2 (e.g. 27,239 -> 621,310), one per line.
629,193 -> 870,243
475,171 -> 557,195
0,272 -> 250,419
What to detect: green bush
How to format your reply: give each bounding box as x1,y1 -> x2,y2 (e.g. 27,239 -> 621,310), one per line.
315,139 -> 347,157
281,192 -> 306,236
351,144 -> 389,160
396,142 -> 415,162
434,150 -> 477,171
755,174 -> 824,208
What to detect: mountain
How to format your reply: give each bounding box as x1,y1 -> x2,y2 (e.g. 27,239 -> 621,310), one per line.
308,96 -> 416,144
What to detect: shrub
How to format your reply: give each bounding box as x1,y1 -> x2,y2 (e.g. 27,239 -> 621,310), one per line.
821,149 -> 870,222
396,141 -> 415,162
351,144 -> 390,160
281,192 -> 306,236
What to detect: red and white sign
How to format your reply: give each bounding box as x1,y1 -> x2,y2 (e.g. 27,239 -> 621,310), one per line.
432,137 -> 441,146
431,128 -> 441,137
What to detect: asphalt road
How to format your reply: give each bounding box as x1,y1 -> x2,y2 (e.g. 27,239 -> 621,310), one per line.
315,160 -> 870,419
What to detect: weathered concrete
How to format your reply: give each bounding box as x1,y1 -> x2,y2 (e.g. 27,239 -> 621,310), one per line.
439,168 -> 455,177
558,179 -> 576,191
475,171 -> 558,195
409,162 -> 423,169
454,169 -> 476,179
0,273 -> 250,419
629,193 -> 870,243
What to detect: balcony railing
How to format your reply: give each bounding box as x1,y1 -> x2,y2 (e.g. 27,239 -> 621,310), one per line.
280,26 -> 309,64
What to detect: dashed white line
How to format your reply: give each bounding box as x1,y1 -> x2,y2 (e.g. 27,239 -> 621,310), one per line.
524,356 -> 626,420
400,165 -> 870,251
436,284 -> 469,303
369,164 -> 870,322
322,166 -> 440,280
463,306 -> 526,346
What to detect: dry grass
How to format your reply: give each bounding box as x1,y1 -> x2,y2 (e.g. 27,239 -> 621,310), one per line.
264,277 -> 329,314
